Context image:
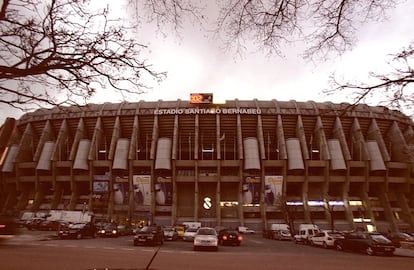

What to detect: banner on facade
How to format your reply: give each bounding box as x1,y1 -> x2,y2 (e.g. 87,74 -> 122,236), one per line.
155,176 -> 173,206
242,176 -> 261,205
114,176 -> 129,205
132,175 -> 152,206
265,176 -> 283,207
93,174 -> 110,193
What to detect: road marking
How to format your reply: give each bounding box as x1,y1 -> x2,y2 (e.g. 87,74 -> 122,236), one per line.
120,248 -> 135,251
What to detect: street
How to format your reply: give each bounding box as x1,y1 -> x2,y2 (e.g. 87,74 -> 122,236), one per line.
0,230 -> 412,270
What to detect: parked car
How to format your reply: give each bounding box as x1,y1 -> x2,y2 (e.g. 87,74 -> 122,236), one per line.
183,227 -> 198,242
294,224 -> 320,244
193,227 -> 218,251
38,220 -> 62,231
133,225 -> 164,246
310,230 -> 344,248
116,225 -> 133,236
218,229 -> 243,246
238,226 -> 255,234
182,222 -> 201,230
335,231 -> 395,256
25,217 -> 45,230
174,225 -> 185,239
386,232 -> 414,248
58,222 -> 97,239
263,223 -> 291,240
163,226 -> 178,241
97,223 -> 119,237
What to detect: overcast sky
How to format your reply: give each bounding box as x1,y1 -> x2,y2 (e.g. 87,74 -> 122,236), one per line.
94,0 -> 414,106
1,0 -> 413,123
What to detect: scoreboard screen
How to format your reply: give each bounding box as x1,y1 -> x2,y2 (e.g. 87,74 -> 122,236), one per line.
189,93 -> 213,104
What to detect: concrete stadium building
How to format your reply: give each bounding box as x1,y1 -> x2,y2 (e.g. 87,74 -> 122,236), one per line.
1,99 -> 414,233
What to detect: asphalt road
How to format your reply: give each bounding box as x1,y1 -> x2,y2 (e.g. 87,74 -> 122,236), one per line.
0,230 -> 412,270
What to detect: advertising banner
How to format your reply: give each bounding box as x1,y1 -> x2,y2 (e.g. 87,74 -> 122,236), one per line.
132,175 -> 152,206
155,176 -> 173,205
93,174 -> 110,193
242,176 -> 261,205
113,176 -> 129,205
265,176 -> 283,207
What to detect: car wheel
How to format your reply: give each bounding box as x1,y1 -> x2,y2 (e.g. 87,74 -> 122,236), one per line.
366,247 -> 375,256
323,242 -> 328,249
335,242 -> 344,251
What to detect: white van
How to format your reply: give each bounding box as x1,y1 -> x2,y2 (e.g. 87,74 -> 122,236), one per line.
294,224 -> 320,244
270,223 -> 292,240
182,222 -> 201,229
238,226 -> 255,234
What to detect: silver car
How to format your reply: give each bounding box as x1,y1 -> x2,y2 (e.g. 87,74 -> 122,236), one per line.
193,227 -> 218,251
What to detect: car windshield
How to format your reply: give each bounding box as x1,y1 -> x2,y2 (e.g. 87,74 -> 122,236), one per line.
197,228 -> 216,235
371,234 -> 391,243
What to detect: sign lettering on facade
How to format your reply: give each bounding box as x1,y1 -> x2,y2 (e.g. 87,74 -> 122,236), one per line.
154,107 -> 262,115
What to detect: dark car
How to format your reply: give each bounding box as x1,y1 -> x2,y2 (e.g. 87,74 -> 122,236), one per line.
97,224 -> 119,237
133,225 -> 164,246
58,222 -> 97,239
117,225 -> 133,236
335,231 -> 395,256
0,214 -> 18,241
38,220 -> 62,231
218,229 -> 243,246
386,232 -> 414,248
25,217 -> 45,230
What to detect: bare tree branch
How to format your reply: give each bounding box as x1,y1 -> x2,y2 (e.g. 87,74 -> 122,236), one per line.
128,0 -> 206,37
214,0 -> 304,56
304,0 -> 397,60
326,42 -> 414,115
0,0 -> 166,110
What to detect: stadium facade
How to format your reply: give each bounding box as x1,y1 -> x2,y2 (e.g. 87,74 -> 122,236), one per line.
0,99 -> 414,232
